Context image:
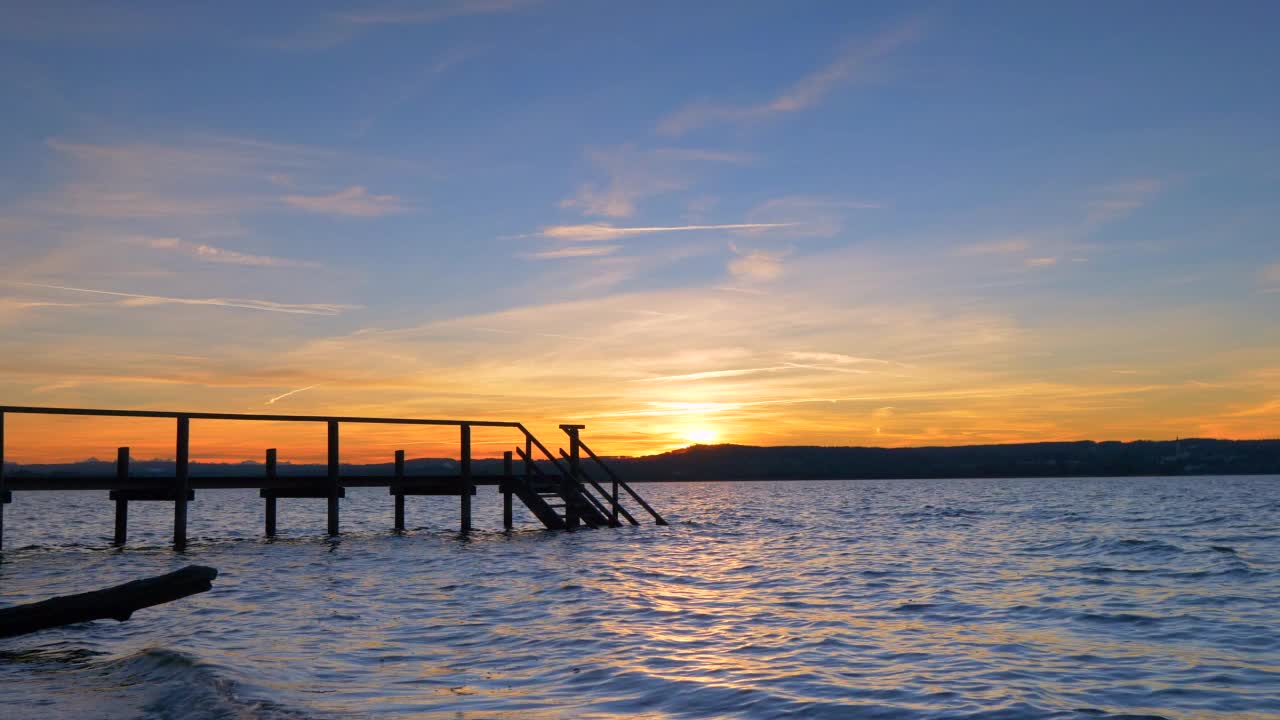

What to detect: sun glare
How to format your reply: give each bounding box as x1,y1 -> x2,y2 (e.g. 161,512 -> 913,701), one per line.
684,427 -> 719,445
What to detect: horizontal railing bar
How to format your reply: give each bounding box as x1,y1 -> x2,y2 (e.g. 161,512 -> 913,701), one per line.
3,474 -> 513,492
0,406 -> 521,428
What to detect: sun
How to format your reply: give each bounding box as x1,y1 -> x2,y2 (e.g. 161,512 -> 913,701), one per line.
684,427 -> 718,445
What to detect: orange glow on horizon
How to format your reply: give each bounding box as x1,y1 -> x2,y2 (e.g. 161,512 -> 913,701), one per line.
6,396 -> 1277,466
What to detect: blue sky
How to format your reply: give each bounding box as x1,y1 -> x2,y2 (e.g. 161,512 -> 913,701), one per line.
2,1 -> 1278,458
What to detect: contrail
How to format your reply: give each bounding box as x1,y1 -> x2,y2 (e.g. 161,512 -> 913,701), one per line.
266,384 -> 320,405
18,282 -> 354,316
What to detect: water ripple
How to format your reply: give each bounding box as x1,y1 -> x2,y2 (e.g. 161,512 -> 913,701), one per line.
1,476 -> 1278,718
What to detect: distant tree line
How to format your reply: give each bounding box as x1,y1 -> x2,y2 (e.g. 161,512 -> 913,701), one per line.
606,439 -> 1280,480
6,438 -> 1279,482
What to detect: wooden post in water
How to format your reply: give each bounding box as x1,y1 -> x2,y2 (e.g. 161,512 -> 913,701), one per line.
0,411 -> 7,551
502,451 -> 513,529
327,421 -> 340,536
114,447 -> 129,546
524,434 -> 532,483
459,424 -> 472,534
264,449 -> 277,537
393,449 -> 405,532
174,417 -> 189,551
564,428 -> 580,529
610,465 -> 620,529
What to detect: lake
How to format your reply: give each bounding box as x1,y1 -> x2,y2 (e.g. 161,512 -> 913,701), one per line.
1,476 -> 1277,719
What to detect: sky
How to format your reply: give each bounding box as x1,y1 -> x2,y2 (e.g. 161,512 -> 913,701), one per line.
2,1 -> 1279,462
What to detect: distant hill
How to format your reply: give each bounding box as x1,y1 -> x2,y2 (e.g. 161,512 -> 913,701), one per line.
5,438 -> 1279,482
609,439 -> 1280,480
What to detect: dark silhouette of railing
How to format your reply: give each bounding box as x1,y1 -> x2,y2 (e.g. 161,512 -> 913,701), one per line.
0,405 -> 665,551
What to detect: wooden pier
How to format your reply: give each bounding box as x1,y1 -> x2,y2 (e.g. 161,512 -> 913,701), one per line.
0,406 -> 666,551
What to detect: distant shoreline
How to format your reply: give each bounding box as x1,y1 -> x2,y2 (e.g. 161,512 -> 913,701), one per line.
7,438 -> 1279,482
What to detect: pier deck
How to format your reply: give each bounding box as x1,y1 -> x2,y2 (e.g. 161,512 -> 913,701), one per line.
0,406 -> 666,550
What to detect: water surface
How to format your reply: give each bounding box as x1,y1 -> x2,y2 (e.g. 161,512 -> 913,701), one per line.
1,476 -> 1277,719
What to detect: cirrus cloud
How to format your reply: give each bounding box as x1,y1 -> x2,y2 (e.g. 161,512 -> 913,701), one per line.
658,18 -> 926,136
283,185 -> 405,217
526,222 -> 793,243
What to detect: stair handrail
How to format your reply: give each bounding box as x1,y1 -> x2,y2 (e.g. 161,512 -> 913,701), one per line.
516,425 -> 575,479
516,426 -> 593,527
576,438 -> 667,526
558,448 -> 638,526
565,434 -> 668,526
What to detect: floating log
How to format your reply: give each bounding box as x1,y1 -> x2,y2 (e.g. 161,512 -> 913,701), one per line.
0,565 -> 217,639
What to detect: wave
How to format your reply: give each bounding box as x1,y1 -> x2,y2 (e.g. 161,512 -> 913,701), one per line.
0,647 -> 316,720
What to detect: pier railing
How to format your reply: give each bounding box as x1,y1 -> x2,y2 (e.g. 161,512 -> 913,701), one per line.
0,405 -> 666,551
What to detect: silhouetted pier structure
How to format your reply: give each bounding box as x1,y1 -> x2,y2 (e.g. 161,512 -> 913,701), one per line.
0,406 -> 666,551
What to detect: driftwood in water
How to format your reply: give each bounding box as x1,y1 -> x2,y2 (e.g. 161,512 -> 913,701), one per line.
0,565 -> 217,639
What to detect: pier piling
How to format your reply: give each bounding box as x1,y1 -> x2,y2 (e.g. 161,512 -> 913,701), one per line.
0,411 -> 7,551
264,449 -> 277,537
113,447 -> 129,546
174,417 -> 190,551
460,425 -> 472,534
563,426 -> 583,529
326,421 -> 340,537
502,451 -> 513,530
393,450 -> 405,532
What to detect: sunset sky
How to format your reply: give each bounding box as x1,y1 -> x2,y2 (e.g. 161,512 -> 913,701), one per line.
2,1 -> 1279,462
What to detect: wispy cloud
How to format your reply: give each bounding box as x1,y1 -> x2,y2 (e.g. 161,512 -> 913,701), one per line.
1025,256 -> 1058,268
279,0 -> 536,50
637,360 -> 879,383
1261,262 -> 1280,293
283,186 -> 405,217
32,135 -> 411,222
527,245 -> 622,260
266,384 -> 320,405
44,187 -> 247,219
728,246 -> 787,281
1086,179 -> 1164,225
46,136 -> 343,180
637,366 -> 795,383
955,238 -> 1031,256
144,237 -> 319,268
19,283 -> 356,316
560,145 -> 753,218
657,18 -> 925,136
526,223 -> 792,243
786,352 -> 891,366
340,0 -> 535,26
357,45 -> 486,135
0,297 -> 90,313
745,195 -> 880,238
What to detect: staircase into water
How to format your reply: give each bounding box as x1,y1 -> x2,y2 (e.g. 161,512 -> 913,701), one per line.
506,424 -> 665,530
